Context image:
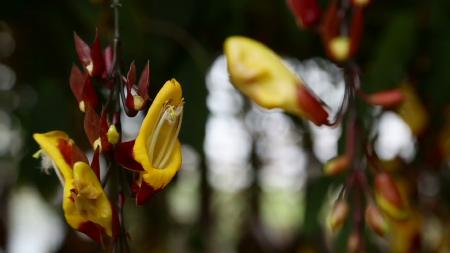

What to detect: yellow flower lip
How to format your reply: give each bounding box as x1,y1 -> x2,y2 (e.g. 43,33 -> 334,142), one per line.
33,131 -> 115,239
65,161 -> 113,237
133,79 -> 184,190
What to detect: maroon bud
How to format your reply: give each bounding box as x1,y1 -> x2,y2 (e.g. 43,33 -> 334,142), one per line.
127,61 -> 136,89
84,105 -> 101,149
366,89 -> 405,108
137,60 -> 150,101
90,31 -> 105,77
69,65 -> 86,104
287,0 -> 322,28
74,32 -> 91,69
350,7 -> 364,57
90,148 -> 101,179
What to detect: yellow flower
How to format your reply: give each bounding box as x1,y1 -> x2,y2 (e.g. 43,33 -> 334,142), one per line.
133,79 -> 184,191
33,131 -> 116,241
224,36 -> 329,125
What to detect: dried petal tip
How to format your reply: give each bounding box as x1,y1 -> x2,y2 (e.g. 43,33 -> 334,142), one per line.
329,36 -> 350,62
365,203 -> 389,237
107,125 -> 120,145
375,172 -> 409,220
323,155 -> 349,176
328,199 -> 349,232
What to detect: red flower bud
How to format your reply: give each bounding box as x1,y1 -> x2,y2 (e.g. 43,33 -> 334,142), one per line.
375,172 -> 409,219
287,0 -> 322,28
366,89 -> 405,108
350,7 -> 364,57
365,203 -> 389,237
347,232 -> 362,253
328,199 -> 349,232
323,154 -> 350,176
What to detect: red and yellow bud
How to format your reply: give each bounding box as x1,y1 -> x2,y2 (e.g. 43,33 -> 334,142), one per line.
365,203 -> 389,237
74,31 -> 105,78
69,65 -> 99,111
224,36 -> 329,125
366,89 -> 405,108
33,131 -> 118,242
328,199 -> 349,232
374,172 -> 409,220
124,61 -> 151,116
287,0 -> 322,29
321,1 -> 365,61
347,232 -> 362,253
323,154 -> 350,176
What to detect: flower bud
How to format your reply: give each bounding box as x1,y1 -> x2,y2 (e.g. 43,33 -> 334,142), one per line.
375,172 -> 409,219
347,232 -> 362,253
365,203 -> 389,237
328,199 -> 349,232
224,36 -> 329,125
328,36 -> 350,62
366,89 -> 405,108
323,155 -> 350,176
287,0 -> 322,28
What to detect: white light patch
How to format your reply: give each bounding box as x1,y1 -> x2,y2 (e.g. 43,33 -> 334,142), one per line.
309,123 -> 342,163
120,109 -> 144,141
204,56 -> 251,192
375,112 -> 416,161
8,187 -> 65,253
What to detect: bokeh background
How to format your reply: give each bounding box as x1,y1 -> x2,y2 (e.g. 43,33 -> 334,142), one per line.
0,0 -> 450,252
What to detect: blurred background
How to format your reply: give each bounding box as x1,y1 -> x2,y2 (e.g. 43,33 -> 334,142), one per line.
0,0 -> 450,252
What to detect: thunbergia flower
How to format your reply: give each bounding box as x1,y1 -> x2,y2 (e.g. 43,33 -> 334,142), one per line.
224,36 -> 329,125
33,131 -> 118,243
115,79 -> 184,205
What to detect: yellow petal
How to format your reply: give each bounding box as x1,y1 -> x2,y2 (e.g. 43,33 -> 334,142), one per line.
134,79 -> 183,190
33,131 -> 73,181
224,36 -> 302,116
397,82 -> 427,136
64,161 -> 113,236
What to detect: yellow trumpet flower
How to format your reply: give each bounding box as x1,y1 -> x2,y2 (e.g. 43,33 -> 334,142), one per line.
133,79 -> 184,191
224,36 -> 329,125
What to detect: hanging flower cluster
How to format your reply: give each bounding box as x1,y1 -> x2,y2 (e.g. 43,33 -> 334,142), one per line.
222,0 -> 425,252
33,27 -> 184,248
